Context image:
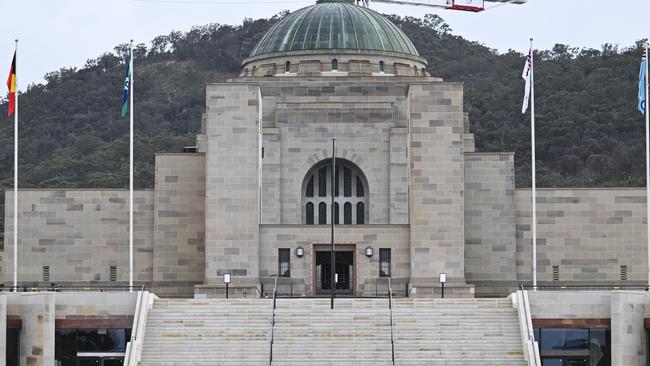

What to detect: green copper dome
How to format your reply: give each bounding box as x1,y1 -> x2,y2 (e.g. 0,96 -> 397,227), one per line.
249,0 -> 419,58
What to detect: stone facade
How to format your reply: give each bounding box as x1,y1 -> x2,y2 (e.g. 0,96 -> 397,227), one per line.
3,190 -> 154,285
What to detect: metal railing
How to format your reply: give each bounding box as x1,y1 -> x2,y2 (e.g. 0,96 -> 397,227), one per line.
521,284 -> 648,291
2,285 -> 145,293
388,278 -> 396,365
268,278 -> 278,365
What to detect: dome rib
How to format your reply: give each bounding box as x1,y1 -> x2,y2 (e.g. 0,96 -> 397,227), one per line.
249,2 -> 420,58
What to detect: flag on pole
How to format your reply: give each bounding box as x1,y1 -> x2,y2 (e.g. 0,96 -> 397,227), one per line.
521,49 -> 533,114
6,51 -> 16,117
121,52 -> 132,118
638,49 -> 647,114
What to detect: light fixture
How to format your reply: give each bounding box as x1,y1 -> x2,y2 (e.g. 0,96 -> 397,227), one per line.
223,273 -> 231,299
365,246 -> 374,258
439,273 -> 447,299
296,246 -> 305,257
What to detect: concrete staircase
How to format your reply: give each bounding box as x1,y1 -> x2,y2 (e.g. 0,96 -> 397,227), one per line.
393,298 -> 526,365
271,298 -> 394,366
137,297 -> 525,366
138,298 -> 272,366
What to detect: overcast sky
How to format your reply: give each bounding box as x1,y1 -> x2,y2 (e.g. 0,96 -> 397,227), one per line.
0,0 -> 647,88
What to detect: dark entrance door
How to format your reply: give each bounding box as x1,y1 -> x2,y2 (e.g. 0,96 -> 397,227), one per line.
315,251 -> 354,295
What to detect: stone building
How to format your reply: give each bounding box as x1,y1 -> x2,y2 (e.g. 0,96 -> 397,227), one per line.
1,0 -> 648,299
5,1 -> 650,366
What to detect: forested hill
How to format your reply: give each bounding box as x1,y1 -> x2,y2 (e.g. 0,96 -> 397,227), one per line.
0,12 -> 647,244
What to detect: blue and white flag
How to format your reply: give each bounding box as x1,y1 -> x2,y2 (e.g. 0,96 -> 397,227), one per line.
121,51 -> 132,119
638,49 -> 647,114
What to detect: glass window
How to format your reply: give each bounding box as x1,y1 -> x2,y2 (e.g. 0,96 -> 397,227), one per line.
285,61 -> 291,73
306,203 -> 314,225
332,59 -> 338,71
77,329 -> 129,353
344,202 -> 352,224
379,61 -> 385,73
334,202 -> 339,225
344,167 -> 352,197
56,329 -> 77,365
379,249 -> 391,277
306,176 -> 314,197
319,202 -> 327,224
356,202 -> 365,225
590,329 -> 610,366
319,167 -> 327,197
541,329 -> 589,353
7,329 -> 19,366
335,166 -> 339,197
278,249 -> 290,277
356,176 -> 364,197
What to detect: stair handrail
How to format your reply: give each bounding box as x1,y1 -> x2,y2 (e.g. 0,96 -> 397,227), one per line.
388,277 -> 396,365
124,290 -> 158,366
514,290 -> 541,366
268,277 -> 278,365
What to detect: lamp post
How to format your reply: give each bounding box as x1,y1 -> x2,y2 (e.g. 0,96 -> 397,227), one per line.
439,273 -> 447,299
330,139 -> 336,309
224,273 -> 231,299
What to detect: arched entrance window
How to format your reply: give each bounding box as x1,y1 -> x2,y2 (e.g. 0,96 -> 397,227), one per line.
302,159 -> 369,225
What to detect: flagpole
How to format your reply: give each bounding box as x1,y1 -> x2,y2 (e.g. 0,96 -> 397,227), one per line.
530,38 -> 537,291
13,39 -> 18,291
643,42 -> 650,291
129,40 -> 134,292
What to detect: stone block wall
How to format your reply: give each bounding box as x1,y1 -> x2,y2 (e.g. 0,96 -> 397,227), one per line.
464,153 -> 517,291
153,153 -> 206,296
204,83 -> 261,285
259,224 -> 410,295
516,189 -> 647,284
3,190 -> 154,285
258,79 -> 411,226
408,82 -> 465,284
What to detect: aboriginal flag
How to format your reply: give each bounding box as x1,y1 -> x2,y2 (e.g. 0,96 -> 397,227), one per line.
6,51 -> 16,117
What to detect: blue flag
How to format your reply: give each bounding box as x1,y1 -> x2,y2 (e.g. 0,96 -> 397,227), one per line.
121,52 -> 131,118
638,50 -> 647,114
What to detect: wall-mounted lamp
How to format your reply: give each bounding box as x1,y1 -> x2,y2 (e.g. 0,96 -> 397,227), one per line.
296,246 -> 305,258
365,246 -> 374,258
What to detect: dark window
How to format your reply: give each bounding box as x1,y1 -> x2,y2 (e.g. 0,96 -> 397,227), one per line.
335,166 -> 340,197
379,249 -> 391,277
344,167 -> 352,197
541,329 -> 589,353
344,202 -> 352,224
356,176 -> 364,197
319,202 -> 327,224
332,59 -> 338,71
7,329 -> 19,366
379,61 -> 385,72
334,202 -> 339,224
252,66 -> 256,76
55,329 -> 76,366
77,329 -> 129,353
279,249 -> 290,277
319,167 -> 327,197
535,328 -> 610,366
285,61 -> 291,73
306,202 -> 314,225
356,202 -> 365,225
306,176 -> 314,197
